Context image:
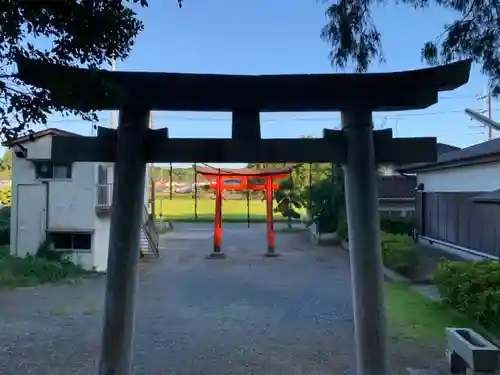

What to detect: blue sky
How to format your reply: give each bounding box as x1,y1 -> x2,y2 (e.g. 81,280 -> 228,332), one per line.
18,0 -> 496,167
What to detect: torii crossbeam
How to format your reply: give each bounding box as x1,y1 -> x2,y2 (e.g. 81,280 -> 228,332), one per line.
15,56 -> 471,375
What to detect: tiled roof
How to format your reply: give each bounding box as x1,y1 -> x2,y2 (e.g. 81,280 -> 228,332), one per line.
378,175 -> 416,199
397,142 -> 463,172
5,128 -> 81,146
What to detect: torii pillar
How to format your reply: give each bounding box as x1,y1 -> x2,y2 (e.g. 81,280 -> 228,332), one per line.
341,111 -> 388,374
14,56 -> 472,375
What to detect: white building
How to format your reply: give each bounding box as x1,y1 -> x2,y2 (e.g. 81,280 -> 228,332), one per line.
399,140 -> 500,260
8,128 -> 158,272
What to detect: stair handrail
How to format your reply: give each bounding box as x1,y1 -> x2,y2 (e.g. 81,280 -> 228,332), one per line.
141,221 -> 160,257
142,204 -> 160,256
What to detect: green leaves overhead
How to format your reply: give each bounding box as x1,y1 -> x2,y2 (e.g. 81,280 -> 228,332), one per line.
321,0 -> 500,93
0,1 -> 177,142
321,0 -> 384,73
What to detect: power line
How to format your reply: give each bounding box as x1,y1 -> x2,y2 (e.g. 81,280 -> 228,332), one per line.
46,107 -> 500,126
474,86 -> 495,140
110,56 -> 116,129
439,95 -> 480,100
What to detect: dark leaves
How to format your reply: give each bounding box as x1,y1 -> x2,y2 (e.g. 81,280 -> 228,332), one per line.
421,7 -> 500,94
0,1 -> 182,142
274,176 -> 306,218
421,41 -> 439,65
321,0 -> 384,72
322,0 -> 500,94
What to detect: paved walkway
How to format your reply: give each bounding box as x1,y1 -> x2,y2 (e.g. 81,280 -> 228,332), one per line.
0,223 -> 445,374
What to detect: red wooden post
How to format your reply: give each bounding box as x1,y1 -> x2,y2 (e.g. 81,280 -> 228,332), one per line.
265,175 -> 278,257
209,172 -> 225,258
197,166 -> 293,258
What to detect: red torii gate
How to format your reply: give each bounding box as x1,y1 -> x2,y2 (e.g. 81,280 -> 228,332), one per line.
196,166 -> 293,258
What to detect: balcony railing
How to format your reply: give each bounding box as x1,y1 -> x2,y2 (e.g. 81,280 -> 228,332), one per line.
96,183 -> 113,208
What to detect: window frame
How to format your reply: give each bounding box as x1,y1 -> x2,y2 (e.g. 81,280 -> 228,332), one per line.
34,161 -> 72,180
48,232 -> 92,252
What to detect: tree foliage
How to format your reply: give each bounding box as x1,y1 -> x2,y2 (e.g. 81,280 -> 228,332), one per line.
274,177 -> 306,227
321,0 -> 500,93
0,1 -> 181,142
0,151 -> 12,179
150,166 -> 197,183
308,165 -> 345,232
0,184 -> 11,206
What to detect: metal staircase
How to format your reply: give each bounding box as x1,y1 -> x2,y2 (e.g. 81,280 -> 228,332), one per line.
140,205 -> 160,258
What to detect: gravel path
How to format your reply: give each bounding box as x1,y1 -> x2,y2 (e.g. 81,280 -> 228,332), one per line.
0,223 -> 445,374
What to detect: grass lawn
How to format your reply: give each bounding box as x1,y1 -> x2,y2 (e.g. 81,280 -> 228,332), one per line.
155,197 -> 305,223
385,281 -> 499,345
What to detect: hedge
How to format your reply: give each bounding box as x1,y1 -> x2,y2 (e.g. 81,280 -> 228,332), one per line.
335,217 -> 418,276
317,213 -> 338,233
336,216 -> 348,240
0,206 -> 10,245
380,232 -> 418,277
335,217 -> 415,240
380,218 -> 415,235
435,260 -> 500,327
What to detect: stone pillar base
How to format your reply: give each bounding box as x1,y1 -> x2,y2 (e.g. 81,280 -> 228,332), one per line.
264,249 -> 280,258
207,252 -> 226,259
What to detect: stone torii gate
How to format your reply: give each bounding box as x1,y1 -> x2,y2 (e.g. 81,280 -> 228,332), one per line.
15,56 -> 471,375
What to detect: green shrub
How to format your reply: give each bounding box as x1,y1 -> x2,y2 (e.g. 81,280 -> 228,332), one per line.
0,238 -> 92,287
36,237 -> 71,262
435,260 -> 500,326
333,217 -> 415,241
380,232 -> 418,277
0,225 -> 9,246
0,206 -> 10,221
0,254 -> 84,287
380,217 -> 415,235
316,211 -> 338,233
308,172 -> 345,234
336,216 -> 348,240
0,206 -> 10,245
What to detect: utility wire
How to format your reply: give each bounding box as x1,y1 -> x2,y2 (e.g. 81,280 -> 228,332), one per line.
47,108 -> 500,125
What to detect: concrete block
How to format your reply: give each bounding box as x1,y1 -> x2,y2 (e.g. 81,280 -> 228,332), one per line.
465,369 -> 497,375
446,328 -> 500,373
407,368 -> 441,375
446,348 -> 468,374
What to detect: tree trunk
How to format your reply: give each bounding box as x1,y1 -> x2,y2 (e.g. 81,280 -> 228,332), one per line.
287,200 -> 293,229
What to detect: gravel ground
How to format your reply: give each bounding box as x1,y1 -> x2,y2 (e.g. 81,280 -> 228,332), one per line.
0,223 -> 445,375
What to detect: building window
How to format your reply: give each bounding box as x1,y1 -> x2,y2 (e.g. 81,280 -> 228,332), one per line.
49,232 -> 92,251
34,161 -> 72,179
405,210 -> 415,218
390,210 -> 404,218
379,210 -> 392,219
380,209 -> 405,218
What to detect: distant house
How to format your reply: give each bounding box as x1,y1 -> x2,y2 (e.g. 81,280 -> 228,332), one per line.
376,143 -> 461,219
7,128 -> 157,271
399,139 -> 500,260
378,174 -> 416,218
